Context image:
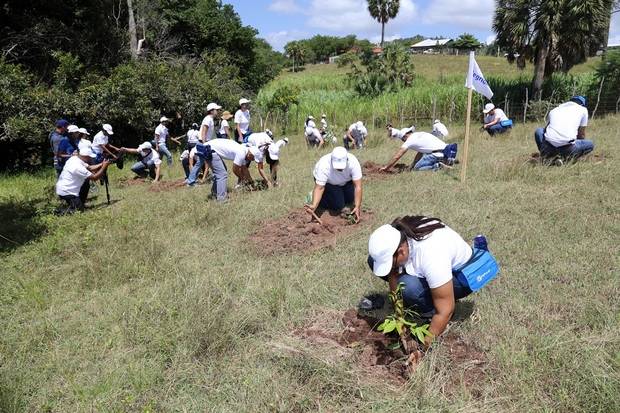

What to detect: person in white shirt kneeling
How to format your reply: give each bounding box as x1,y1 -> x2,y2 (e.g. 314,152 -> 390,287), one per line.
482,103 -> 512,136
534,96 -> 594,164
55,144 -> 111,214
305,147 -> 363,222
381,129 -> 455,172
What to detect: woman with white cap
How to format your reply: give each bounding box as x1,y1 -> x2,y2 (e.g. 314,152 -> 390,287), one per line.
304,115 -> 324,148
201,102 -> 222,142
305,146 -> 363,222
367,216 -> 499,346
482,103 -> 512,136
234,98 -> 252,143
346,121 -> 368,149
92,124 -> 121,163
123,142 -> 162,182
431,119 -> 449,139
155,116 -> 174,166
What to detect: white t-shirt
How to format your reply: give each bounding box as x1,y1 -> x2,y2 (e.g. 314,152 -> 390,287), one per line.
404,224 -> 473,289
219,119 -> 229,135
402,132 -> 447,155
92,131 -> 108,154
234,109 -> 251,134
313,152 -> 363,186
139,149 -> 162,166
484,108 -> 508,124
201,115 -> 216,141
209,138 -> 248,166
189,147 -> 198,159
544,102 -> 588,147
247,132 -> 273,148
432,122 -> 449,139
56,156 -> 92,197
187,129 -> 200,144
320,119 -> 328,129
349,123 -> 368,139
180,149 -> 189,160
305,120 -> 317,136
155,124 -> 169,144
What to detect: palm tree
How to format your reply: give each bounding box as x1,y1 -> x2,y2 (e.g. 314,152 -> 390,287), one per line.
493,0 -> 613,97
284,41 -> 305,72
367,0 -> 400,47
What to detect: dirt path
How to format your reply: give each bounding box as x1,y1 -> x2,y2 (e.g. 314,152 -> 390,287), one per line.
250,208 -> 374,256
362,161 -> 408,179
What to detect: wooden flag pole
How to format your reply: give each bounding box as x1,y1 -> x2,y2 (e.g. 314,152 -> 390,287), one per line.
460,87 -> 473,182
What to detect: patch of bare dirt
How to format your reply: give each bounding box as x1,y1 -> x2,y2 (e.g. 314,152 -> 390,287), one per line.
251,208 -> 374,256
118,177 -> 148,187
362,161 -> 408,178
148,179 -> 187,193
288,309 -> 489,390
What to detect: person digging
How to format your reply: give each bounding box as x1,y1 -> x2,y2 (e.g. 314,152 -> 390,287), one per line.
305,146 -> 363,223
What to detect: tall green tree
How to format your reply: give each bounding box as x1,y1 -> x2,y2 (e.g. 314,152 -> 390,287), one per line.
451,33 -> 482,52
367,0 -> 400,47
493,0 -> 614,97
284,41 -> 306,72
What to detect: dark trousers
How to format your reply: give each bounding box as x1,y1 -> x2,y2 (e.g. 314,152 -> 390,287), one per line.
319,181 -> 354,211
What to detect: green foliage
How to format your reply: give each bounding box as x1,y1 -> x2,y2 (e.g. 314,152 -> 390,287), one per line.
259,85 -> 300,133
284,41 -> 307,72
367,0 -> 401,45
51,51 -> 84,91
377,283 -> 431,350
596,50 -> 620,106
336,51 -> 358,68
451,33 -> 482,50
348,44 -> 415,96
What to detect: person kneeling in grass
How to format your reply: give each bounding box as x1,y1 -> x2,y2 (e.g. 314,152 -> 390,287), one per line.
186,138 -> 258,200
305,146 -> 363,222
367,216 -> 498,347
381,129 -> 454,172
482,103 -> 512,136
55,143 -> 111,214
534,95 -> 594,165
123,142 -> 162,182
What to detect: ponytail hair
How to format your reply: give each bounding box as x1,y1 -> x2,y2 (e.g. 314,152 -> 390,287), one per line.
391,215 -> 445,241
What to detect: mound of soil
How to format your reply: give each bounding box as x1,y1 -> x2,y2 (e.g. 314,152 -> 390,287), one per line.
148,179 -> 187,193
118,177 -> 148,187
292,309 -> 488,388
363,161 -> 408,178
252,208 -> 374,256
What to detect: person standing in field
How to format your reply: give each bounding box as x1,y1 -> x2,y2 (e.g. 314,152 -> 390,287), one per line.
346,121 -> 368,149
320,114 -> 328,132
92,124 -> 121,163
366,215 -> 498,346
432,119 -> 449,139
305,115 -> 324,148
534,96 -> 594,165
185,123 -> 201,149
154,116 -> 176,166
381,129 -> 456,172
218,111 -> 233,139
50,119 -> 69,176
201,103 -> 222,143
305,146 -> 363,222
234,98 -> 252,143
482,103 -> 512,136
55,143 -> 110,214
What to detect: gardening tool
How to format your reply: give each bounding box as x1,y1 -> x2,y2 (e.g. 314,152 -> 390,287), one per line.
303,205 -> 335,234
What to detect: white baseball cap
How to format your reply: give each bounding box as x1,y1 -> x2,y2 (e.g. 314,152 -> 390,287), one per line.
138,142 -> 153,152
321,114 -> 326,117
239,98 -> 251,105
160,116 -> 170,122
67,125 -> 79,133
331,146 -> 348,170
103,124 -> 114,135
308,115 -> 315,120
356,121 -> 364,128
483,103 -> 495,114
206,102 -> 222,112
368,224 -> 402,277
78,127 -> 90,135
265,129 -> 273,137
401,126 -> 415,136
433,119 -> 441,124
78,143 -> 97,158
268,138 -> 288,160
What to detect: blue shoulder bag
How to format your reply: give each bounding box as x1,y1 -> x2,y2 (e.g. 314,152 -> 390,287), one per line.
195,143 -> 213,161
453,248 -> 500,292
500,119 -> 513,128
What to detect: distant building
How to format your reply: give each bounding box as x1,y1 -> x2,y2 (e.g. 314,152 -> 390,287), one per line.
410,38 -> 452,54
372,45 -> 383,55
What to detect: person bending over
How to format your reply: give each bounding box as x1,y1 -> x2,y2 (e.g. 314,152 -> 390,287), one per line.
305,146 -> 363,222
346,121 -> 368,149
123,142 -> 162,182
534,95 -> 594,165
55,144 -> 110,214
305,116 -> 324,148
381,129 -> 455,172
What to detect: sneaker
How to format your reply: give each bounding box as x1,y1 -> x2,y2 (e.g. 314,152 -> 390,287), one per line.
553,158 -> 564,167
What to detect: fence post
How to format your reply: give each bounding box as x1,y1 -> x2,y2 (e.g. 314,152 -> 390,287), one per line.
432,94 -> 436,123
616,95 -> 620,114
523,87 -> 529,123
591,76 -> 605,120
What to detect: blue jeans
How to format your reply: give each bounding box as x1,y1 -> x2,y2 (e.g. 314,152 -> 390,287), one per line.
157,143 -> 173,165
187,154 -> 228,201
319,181 -> 354,211
534,128 -> 594,160
367,256 -> 472,314
486,123 -> 510,136
131,161 -> 156,179
413,154 -> 441,171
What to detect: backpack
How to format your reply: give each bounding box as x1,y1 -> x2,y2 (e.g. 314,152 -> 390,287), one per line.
442,143 -> 458,165
195,142 -> 213,161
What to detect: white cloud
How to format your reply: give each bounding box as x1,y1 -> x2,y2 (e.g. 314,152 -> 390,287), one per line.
306,0 -> 417,41
268,0 -> 303,14
485,34 -> 496,45
264,30 -> 309,51
609,12 -> 620,46
424,0 -> 494,31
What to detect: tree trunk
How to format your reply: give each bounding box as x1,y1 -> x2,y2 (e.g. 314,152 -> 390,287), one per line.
532,40 -> 549,99
127,0 -> 139,59
381,22 -> 385,47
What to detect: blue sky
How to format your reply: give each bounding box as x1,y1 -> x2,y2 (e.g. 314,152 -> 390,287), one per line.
224,0 -> 620,51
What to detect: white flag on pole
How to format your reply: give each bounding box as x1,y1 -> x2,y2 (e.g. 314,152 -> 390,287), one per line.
465,51 -> 493,99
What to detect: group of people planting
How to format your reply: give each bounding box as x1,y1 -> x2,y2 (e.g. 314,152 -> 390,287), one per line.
49,93 -> 595,349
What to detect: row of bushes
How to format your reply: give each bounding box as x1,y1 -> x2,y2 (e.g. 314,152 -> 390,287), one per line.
0,57 -> 248,170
